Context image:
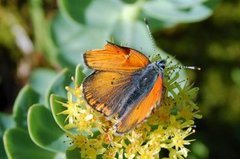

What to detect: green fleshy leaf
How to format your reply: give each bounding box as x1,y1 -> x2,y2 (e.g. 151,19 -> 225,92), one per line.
49,66 -> 85,133
50,14 -> 108,68
121,0 -> 138,4
0,113 -> 15,159
0,144 -> 7,159
84,0 -> 123,28
50,94 -> 69,133
28,104 -> 69,153
58,0 -> 93,24
46,68 -> 72,107
13,85 -> 39,129
143,0 -> 212,25
66,148 -> 81,159
59,0 -> 123,28
74,65 -> 86,87
30,68 -> 57,107
3,128 -> 58,159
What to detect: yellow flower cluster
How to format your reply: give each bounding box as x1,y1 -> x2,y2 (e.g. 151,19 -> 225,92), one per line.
59,63 -> 201,159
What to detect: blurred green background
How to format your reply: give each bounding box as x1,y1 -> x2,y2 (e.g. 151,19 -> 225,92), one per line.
0,0 -> 240,158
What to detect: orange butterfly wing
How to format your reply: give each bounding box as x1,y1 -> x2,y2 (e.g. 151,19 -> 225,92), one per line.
83,71 -> 135,116
115,76 -> 163,134
84,42 -> 150,72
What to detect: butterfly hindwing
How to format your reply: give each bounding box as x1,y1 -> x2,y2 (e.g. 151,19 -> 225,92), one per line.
84,42 -> 150,72
115,76 -> 163,134
83,71 -> 136,116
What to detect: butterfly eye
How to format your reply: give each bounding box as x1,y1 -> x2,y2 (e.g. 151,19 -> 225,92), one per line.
156,60 -> 166,71
161,65 -> 165,70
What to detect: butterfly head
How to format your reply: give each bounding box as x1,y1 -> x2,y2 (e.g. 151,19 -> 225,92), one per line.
154,60 -> 166,72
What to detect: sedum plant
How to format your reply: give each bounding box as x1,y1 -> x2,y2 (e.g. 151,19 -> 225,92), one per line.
53,61 -> 201,159
2,63 -> 202,159
0,0 -> 219,159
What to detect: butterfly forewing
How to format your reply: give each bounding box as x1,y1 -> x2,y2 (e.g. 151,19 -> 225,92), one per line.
84,42 -> 150,72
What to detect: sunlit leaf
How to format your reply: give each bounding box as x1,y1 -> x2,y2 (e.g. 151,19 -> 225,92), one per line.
3,128 -> 57,159
28,104 -> 69,153
30,68 -> 57,107
46,68 -> 72,107
13,85 -> 39,129
50,94 -> 69,133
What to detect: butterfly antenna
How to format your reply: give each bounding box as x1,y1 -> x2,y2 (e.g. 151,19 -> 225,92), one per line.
144,18 -> 157,54
180,66 -> 201,71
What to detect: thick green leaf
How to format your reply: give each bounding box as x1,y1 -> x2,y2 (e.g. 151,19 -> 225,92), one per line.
51,14 -> 108,68
49,66 -> 85,133
85,0 -> 123,28
143,0 -> 212,25
3,128 -> 58,159
66,148 -> 81,159
30,68 -> 57,107
13,85 -> 39,129
0,142 -> 7,159
28,104 -> 69,153
46,68 -> 72,107
74,65 -> 86,87
50,94 -> 70,133
59,0 -> 123,28
122,0 -> 138,4
0,113 -> 15,159
58,0 -> 93,24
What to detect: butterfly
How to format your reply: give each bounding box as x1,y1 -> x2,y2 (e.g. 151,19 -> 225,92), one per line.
82,41 -> 166,134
